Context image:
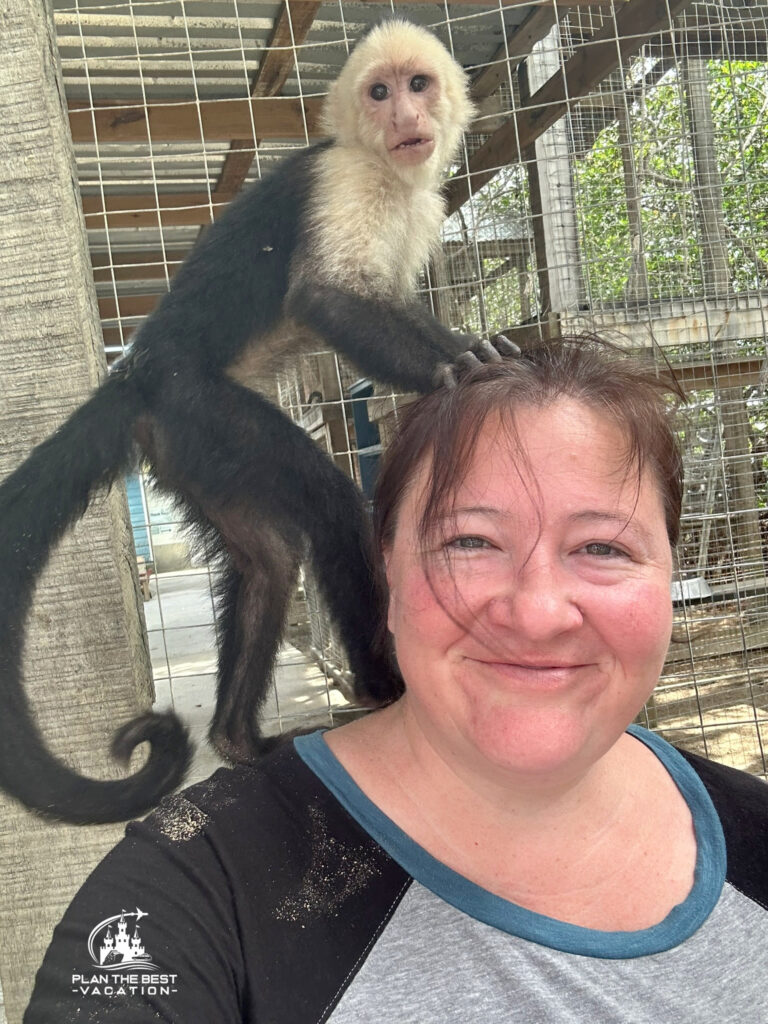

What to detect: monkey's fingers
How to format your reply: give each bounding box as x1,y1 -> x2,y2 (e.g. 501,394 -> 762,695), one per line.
456,349 -> 485,371
492,333 -> 522,357
443,345 -> 502,383
471,338 -> 503,364
435,336 -> 522,390
432,362 -> 459,389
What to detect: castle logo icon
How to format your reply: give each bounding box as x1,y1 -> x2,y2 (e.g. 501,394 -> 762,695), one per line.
87,908 -> 158,971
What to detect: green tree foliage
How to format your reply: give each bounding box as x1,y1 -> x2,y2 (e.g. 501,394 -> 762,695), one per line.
573,59 -> 768,304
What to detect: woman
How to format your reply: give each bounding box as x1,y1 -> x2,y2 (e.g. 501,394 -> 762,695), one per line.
26,337 -> 768,1022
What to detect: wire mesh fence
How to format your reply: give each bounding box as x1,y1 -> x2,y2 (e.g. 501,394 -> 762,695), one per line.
50,0 -> 768,772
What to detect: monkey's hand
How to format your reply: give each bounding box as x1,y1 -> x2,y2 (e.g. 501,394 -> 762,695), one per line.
433,333 -> 522,389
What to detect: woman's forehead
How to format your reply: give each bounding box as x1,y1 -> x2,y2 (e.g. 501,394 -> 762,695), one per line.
390,398 -> 664,541
418,400 -> 634,494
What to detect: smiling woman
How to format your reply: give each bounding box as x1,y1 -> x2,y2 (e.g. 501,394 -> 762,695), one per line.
327,339 -> 695,927
375,398 -> 676,792
317,336 -> 768,1014
25,338 -> 768,1023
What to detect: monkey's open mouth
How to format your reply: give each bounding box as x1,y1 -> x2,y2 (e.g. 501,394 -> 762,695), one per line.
394,137 -> 432,150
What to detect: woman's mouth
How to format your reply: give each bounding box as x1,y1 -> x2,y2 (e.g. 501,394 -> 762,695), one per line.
473,659 -> 588,690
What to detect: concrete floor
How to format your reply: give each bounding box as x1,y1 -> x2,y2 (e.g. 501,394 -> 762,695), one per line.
145,569 -> 349,784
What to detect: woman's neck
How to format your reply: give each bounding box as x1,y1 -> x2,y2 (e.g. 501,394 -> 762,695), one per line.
325,704 -> 696,930
329,701 -> 625,832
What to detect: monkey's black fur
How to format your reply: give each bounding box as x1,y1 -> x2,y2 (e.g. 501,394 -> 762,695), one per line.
0,134 -> 486,824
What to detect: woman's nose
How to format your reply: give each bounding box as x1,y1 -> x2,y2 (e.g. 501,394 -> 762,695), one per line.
484,560 -> 583,639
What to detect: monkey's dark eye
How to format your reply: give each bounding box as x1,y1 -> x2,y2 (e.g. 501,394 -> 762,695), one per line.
369,83 -> 389,101
410,75 -> 429,92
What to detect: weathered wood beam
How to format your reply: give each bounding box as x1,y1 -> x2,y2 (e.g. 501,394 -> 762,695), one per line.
675,357 -> 764,392
69,95 -> 322,144
470,4 -> 558,100
215,1 -> 321,196
646,28 -> 766,62
92,238 -> 528,285
217,1 -> 321,195
563,293 -> 768,349
82,191 -> 233,228
98,294 -> 163,319
445,0 -> 695,214
283,0 -> 625,5
91,250 -> 188,282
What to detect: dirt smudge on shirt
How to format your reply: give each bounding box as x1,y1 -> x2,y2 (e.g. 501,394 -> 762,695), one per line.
275,803 -> 381,924
151,794 -> 209,842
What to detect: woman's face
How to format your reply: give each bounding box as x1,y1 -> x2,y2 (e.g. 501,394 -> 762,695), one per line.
384,398 -> 674,782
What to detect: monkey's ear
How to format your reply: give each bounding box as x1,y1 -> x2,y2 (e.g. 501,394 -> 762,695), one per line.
320,80 -> 341,138
321,73 -> 369,148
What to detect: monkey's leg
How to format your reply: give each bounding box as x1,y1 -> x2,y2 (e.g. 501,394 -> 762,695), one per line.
297,473 -> 401,707
211,475 -> 396,747
210,529 -> 301,763
142,421 -> 305,763
149,376 -> 399,755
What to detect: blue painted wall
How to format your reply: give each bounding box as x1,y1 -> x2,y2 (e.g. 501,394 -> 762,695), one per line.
125,473 -> 152,562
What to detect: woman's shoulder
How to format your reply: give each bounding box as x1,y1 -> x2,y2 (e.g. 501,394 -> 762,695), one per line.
676,745 -> 768,907
26,735 -> 411,1022
133,733 -> 406,887
676,745 -> 768,813
139,733 -> 351,848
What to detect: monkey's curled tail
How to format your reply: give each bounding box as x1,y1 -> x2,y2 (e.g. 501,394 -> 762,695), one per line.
0,373 -> 191,824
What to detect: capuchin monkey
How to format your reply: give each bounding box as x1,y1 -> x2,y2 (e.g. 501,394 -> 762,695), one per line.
0,19 -> 514,824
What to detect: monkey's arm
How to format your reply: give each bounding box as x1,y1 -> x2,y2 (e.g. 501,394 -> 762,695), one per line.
287,280 -> 479,394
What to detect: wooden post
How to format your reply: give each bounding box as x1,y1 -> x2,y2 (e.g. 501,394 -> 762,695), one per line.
684,57 -> 764,580
525,26 -> 586,316
0,0 -> 153,1017
616,105 -> 651,303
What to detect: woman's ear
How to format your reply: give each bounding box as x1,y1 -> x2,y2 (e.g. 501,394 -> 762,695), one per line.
381,547 -> 396,635
382,546 -> 392,584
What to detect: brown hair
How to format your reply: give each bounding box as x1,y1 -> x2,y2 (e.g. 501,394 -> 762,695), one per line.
374,334 -> 685,558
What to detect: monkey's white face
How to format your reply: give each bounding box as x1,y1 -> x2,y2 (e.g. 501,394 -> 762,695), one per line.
360,66 -> 438,168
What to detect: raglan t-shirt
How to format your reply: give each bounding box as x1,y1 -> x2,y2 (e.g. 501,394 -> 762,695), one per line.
24,726 -> 768,1023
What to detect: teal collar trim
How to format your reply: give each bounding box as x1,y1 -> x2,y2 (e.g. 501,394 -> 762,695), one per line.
294,724 -> 726,959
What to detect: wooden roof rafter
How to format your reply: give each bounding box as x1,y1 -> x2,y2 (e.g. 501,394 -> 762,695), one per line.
214,0 -> 322,198
69,95 -> 324,146
78,0 -> 697,234
470,3 -> 559,100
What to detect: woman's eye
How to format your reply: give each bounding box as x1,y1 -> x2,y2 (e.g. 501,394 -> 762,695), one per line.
582,542 -> 623,558
447,535 -> 490,551
410,75 -> 429,92
369,83 -> 389,101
